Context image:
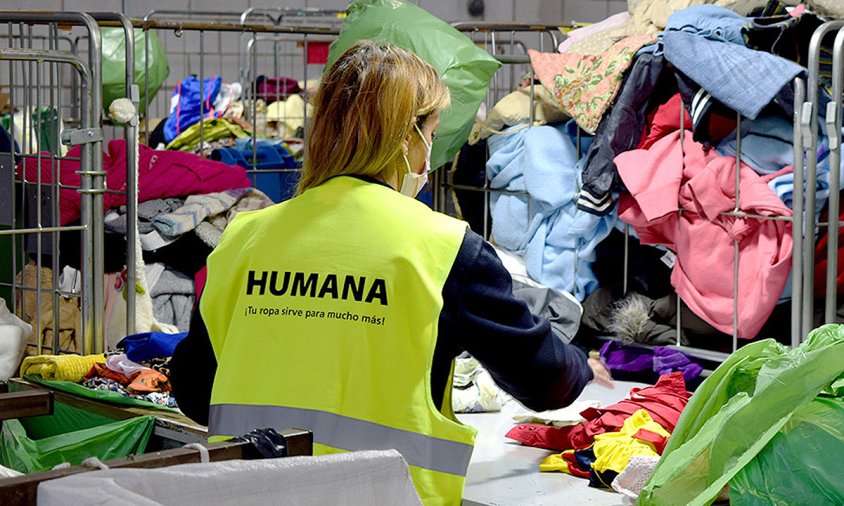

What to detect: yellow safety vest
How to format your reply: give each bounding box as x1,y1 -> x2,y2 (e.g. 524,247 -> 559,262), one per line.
202,176 -> 477,505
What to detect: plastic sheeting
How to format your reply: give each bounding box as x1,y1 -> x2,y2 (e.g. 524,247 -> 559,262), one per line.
328,0 -> 500,171
638,324 -> 844,506
36,449 -> 422,506
102,28 -> 169,115
730,396 -> 844,505
0,414 -> 154,474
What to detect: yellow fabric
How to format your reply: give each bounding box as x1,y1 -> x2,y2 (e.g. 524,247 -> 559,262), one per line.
591,409 -> 670,475
20,353 -> 105,383
540,449 -> 577,473
165,118 -> 251,151
203,176 -> 476,505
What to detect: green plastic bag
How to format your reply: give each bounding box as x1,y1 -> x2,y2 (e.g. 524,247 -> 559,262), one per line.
327,0 -> 501,170
730,396 -> 844,505
638,324 -> 844,506
25,376 -> 179,413
102,27 -> 169,115
0,387 -> 155,473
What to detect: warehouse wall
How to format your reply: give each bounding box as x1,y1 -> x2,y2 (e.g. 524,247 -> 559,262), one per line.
8,0 -> 627,24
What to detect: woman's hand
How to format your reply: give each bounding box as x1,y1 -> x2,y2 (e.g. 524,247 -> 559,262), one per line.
588,357 -> 614,389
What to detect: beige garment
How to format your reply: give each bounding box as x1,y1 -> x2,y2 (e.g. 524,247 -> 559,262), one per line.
15,262 -> 82,354
266,95 -> 313,138
468,85 -> 568,145
567,0 -> 780,55
807,0 -> 844,17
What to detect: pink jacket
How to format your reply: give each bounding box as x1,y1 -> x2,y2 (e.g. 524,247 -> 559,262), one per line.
19,139 -> 251,226
616,130 -> 793,339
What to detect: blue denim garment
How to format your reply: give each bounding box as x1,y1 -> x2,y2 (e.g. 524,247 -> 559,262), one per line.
665,4 -> 748,45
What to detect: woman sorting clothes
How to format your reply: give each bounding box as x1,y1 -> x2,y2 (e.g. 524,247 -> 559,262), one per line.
170,40 -> 612,505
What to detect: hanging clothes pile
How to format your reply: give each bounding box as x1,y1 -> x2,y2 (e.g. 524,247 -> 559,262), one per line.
17,139 -> 251,227
486,122 -> 615,299
616,130 -> 793,338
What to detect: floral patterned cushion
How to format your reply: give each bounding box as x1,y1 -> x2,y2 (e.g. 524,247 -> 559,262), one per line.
529,35 -> 657,134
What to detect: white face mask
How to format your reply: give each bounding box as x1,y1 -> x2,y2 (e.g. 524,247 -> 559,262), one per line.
399,124 -> 432,198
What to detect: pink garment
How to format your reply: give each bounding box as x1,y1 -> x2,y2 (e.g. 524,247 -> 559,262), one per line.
194,266 -> 207,301
616,130 -> 793,339
558,12 -> 631,53
18,139 -> 251,225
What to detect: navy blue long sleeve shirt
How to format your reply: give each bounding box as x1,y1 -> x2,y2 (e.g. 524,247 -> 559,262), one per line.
171,209 -> 593,426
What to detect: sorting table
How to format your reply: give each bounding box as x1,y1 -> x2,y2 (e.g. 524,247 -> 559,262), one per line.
458,380 -> 646,506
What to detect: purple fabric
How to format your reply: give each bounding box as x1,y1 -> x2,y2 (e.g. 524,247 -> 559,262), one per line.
600,341 -> 703,383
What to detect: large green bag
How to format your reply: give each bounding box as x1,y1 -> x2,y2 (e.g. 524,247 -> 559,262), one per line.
0,390 -> 155,474
638,324 -> 844,506
102,27 -> 169,115
730,395 -> 844,505
327,0 -> 501,170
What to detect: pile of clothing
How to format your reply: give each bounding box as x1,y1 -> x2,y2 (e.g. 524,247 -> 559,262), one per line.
472,0 -> 843,342
14,139 -> 271,341
20,331 -> 187,409
147,74 -> 309,203
506,372 -> 691,493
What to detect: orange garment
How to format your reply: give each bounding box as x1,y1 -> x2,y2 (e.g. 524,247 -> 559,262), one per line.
127,368 -> 170,394
86,363 -> 132,385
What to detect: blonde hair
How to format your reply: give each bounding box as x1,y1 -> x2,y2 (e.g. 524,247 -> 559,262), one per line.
297,40 -> 449,194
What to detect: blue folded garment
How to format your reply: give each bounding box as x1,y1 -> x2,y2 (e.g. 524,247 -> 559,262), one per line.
117,331 -> 188,362
486,123 -> 615,300
665,4 -> 748,45
663,30 -> 804,121
210,147 -> 250,168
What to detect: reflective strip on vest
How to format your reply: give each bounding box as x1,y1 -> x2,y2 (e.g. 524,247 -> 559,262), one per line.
209,404 -> 473,477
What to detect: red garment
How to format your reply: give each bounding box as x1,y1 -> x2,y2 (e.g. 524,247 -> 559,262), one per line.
633,428 -> 669,454
617,131 -> 793,339
506,373 -> 691,451
18,139 -> 251,226
562,450 -> 592,478
814,207 -> 844,297
638,94 -> 693,150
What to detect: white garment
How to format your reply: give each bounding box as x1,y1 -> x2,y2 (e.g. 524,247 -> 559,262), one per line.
105,354 -> 151,378
213,82 -> 243,114
140,230 -> 177,251
0,296 -> 31,381
511,400 -> 602,427
492,245 -> 583,310
7,109 -> 39,154
0,463 -> 22,478
611,455 -> 661,502
36,450 -> 422,506
58,266 -> 82,295
452,356 -> 508,413
144,263 -> 167,294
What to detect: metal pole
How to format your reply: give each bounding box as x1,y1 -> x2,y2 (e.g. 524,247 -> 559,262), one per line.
91,12 -> 138,338
802,21 -> 844,337
792,78 -> 806,346
824,30 -> 844,323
